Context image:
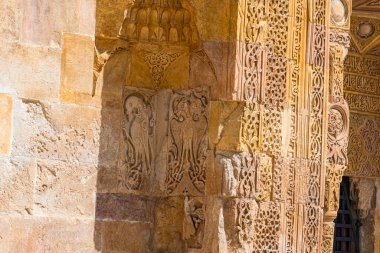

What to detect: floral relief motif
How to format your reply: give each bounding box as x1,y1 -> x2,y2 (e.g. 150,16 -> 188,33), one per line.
360,119 -> 380,155
142,51 -> 183,88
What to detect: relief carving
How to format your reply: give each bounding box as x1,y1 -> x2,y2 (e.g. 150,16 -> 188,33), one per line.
183,197 -> 205,248
141,50 -> 184,88
166,88 -> 209,195
327,100 -> 349,165
119,89 -> 155,191
119,0 -> 198,45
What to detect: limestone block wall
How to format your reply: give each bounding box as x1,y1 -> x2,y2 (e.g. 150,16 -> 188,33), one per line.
0,0 -> 101,252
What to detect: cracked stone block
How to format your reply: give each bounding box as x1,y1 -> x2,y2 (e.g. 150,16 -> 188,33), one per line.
209,101 -> 244,152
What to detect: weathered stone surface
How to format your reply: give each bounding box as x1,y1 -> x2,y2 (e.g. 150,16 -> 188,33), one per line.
152,197 -> 185,252
95,194 -> 155,223
95,0 -> 130,38
0,216 -> 98,253
0,158 -> 36,215
20,0 -> 95,46
0,94 -> 13,155
191,0 -> 237,42
0,0 -> 20,42
2,0 -> 378,252
102,221 -> 152,253
0,42 -> 61,102
13,99 -> 101,164
209,101 -> 244,152
60,33 -> 96,106
34,160 -> 97,218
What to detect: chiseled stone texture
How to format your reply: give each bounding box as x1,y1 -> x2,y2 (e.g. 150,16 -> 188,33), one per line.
0,94 -> 13,155
0,0 -> 20,42
20,0 -> 95,46
0,158 -> 36,215
60,33 -> 96,106
34,160 -> 97,218
0,42 -> 61,102
0,216 -> 98,253
12,99 -> 101,164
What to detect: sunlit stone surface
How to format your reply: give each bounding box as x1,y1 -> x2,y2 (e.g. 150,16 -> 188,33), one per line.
0,0 -> 380,252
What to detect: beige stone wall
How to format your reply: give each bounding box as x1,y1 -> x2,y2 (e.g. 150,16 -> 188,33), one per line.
0,0 -> 100,251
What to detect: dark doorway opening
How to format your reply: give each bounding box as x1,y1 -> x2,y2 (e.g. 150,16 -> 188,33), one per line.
333,176 -> 360,253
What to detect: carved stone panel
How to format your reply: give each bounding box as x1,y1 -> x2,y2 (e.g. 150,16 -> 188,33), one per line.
166,88 -> 209,196
118,88 -> 155,193
327,100 -> 350,166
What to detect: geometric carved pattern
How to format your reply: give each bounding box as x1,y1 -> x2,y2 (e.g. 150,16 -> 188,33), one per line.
345,113 -> 380,177
344,51 -> 380,178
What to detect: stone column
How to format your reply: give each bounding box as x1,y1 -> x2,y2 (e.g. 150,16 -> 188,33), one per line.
322,0 -> 352,252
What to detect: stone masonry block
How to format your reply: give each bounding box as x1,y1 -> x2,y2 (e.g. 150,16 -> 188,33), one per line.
60,33 -> 96,106
0,94 -> 13,155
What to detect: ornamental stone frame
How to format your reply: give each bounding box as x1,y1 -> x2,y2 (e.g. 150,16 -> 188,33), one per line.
92,0 -> 353,252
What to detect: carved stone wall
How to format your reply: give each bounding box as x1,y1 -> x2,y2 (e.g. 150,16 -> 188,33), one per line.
342,11 -> 380,253
0,0 -> 357,252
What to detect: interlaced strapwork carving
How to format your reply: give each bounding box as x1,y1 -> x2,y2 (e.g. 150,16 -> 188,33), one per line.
314,0 -> 326,25
329,46 -> 345,99
322,222 -> 335,253
241,103 -> 260,153
141,50 -> 183,88
237,199 -> 257,246
166,88 -> 209,195
242,45 -> 267,103
237,153 -> 257,198
265,56 -> 287,110
252,202 -> 281,253
262,108 -> 282,155
303,204 -> 322,253
245,0 -> 268,44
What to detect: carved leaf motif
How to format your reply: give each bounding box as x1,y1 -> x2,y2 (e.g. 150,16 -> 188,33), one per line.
360,119 -> 380,154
